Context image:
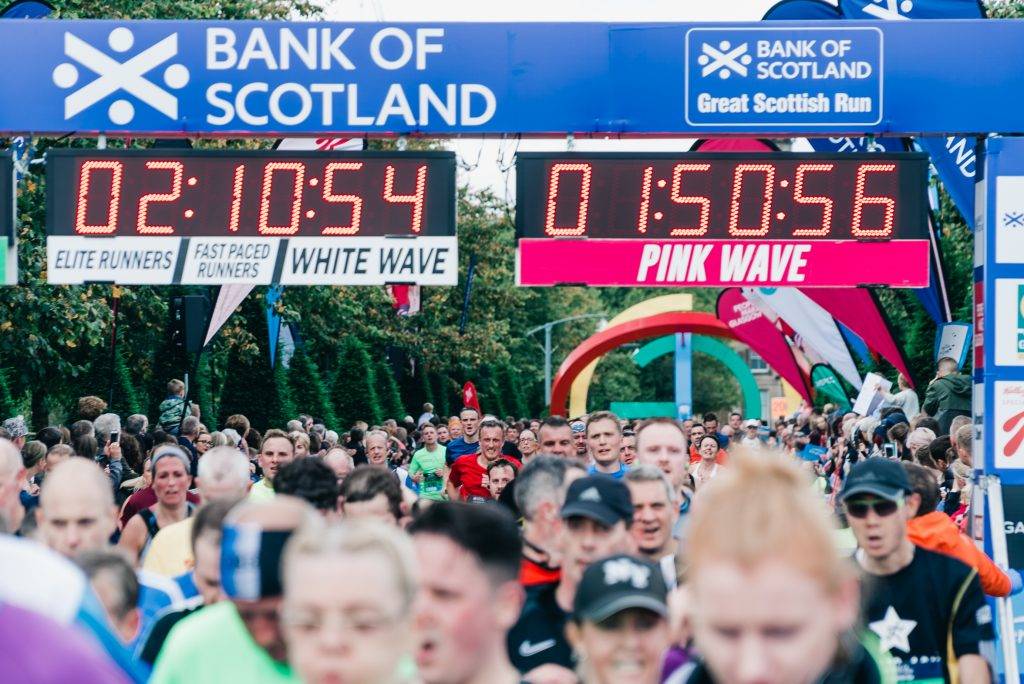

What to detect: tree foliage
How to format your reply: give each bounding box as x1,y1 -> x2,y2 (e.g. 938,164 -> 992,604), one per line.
330,339 -> 381,429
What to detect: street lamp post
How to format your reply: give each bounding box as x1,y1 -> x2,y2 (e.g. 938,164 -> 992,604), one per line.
527,313 -> 607,407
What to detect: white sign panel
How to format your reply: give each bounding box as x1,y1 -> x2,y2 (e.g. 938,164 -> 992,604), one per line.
852,371 -> 892,417
996,176 -> 1024,264
47,236 -> 180,284
994,278 -> 1024,367
995,381 -> 1024,470
47,236 -> 457,285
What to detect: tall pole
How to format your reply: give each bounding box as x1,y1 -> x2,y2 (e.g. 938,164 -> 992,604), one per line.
544,324 -> 552,406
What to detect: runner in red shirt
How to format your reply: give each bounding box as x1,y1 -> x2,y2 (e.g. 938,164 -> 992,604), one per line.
447,419 -> 521,501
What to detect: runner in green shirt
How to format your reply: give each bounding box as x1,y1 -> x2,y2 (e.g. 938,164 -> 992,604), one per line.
409,424 -> 449,501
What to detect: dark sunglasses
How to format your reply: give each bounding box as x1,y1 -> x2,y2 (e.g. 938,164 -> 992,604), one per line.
844,497 -> 901,519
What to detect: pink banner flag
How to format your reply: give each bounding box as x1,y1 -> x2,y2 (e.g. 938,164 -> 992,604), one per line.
799,287 -> 915,387
716,288 -> 812,402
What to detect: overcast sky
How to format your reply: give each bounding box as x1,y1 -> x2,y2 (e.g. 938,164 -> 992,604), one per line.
322,0 -> 796,197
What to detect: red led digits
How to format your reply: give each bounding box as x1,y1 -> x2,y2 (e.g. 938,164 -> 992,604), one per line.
383,164 -> 427,233
258,162 -> 305,236
544,163 -> 592,237
637,166 -> 654,234
322,162 -> 364,235
227,164 -> 245,233
851,163 -> 897,238
669,163 -> 712,237
727,164 -> 776,237
136,161 -> 183,235
75,160 -> 123,235
791,163 -> 834,237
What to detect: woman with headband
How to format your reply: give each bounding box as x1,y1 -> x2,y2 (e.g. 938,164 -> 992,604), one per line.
119,445 -> 196,564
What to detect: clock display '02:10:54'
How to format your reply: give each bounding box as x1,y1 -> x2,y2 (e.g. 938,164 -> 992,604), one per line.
47,151 -> 457,239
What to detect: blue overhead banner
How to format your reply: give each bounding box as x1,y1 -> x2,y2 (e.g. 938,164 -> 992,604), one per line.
1,19 -> 1024,136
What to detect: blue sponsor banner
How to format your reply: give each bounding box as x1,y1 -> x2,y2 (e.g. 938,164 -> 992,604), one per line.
684,26 -> 882,128
840,0 -> 982,227
0,20 -> 1024,135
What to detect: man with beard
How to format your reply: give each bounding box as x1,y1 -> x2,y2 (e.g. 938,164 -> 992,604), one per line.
570,419 -> 588,460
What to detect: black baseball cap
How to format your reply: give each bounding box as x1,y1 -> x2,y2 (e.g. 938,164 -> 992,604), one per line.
573,554 -> 668,623
840,457 -> 912,502
561,475 -> 634,527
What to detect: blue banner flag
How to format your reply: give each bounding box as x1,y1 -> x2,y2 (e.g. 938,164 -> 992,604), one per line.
266,285 -> 282,367
0,20 -> 1023,135
0,0 -> 52,18
839,0 -> 983,228
838,322 -> 873,367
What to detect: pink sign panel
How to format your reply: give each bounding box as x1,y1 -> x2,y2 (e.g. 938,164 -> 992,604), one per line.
517,239 -> 930,288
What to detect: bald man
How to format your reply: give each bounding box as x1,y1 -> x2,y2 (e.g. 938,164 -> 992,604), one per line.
0,438 -> 25,533
144,446 -> 252,578
37,458 -> 185,651
151,496 -> 315,684
36,458 -> 119,557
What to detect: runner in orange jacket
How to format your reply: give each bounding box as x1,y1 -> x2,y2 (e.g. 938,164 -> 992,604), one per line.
904,463 -> 1020,597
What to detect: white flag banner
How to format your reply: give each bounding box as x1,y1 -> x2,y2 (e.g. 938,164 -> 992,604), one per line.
744,287 -> 863,390
275,137 -> 363,151
204,284 -> 255,346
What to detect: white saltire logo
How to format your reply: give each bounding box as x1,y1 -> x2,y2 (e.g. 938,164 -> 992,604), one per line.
697,41 -> 752,79
51,27 -> 190,124
861,0 -> 914,20
869,605 -> 917,653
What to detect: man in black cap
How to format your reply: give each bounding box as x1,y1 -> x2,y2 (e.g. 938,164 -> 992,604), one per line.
841,458 -> 992,683
507,475 -> 636,679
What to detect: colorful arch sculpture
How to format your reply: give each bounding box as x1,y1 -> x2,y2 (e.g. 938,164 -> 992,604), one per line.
567,293 -> 693,417
551,311 -> 734,416
632,335 -> 762,420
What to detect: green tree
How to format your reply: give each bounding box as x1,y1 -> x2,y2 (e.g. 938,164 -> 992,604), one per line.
692,353 -> 741,418
217,338 -> 295,431
376,358 -> 405,421
588,351 -> 642,413
287,347 -> 338,429
330,339 -> 381,428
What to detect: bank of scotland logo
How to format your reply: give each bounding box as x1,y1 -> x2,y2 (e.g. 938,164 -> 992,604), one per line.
51,27 -> 189,125
697,41 -> 752,79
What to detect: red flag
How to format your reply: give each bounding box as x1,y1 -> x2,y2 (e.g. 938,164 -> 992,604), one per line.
462,381 -> 482,415
716,288 -> 813,402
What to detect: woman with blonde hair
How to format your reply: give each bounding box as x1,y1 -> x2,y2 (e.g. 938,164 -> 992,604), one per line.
281,519 -> 417,684
669,450 -> 892,683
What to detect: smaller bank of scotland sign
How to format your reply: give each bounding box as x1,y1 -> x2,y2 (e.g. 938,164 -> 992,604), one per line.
685,27 -> 883,127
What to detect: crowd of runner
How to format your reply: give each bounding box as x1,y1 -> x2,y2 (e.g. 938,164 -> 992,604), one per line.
0,355 -> 1008,683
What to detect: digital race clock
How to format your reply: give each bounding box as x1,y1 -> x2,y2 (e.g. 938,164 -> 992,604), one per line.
515,152 -> 931,288
46,149 -> 457,286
